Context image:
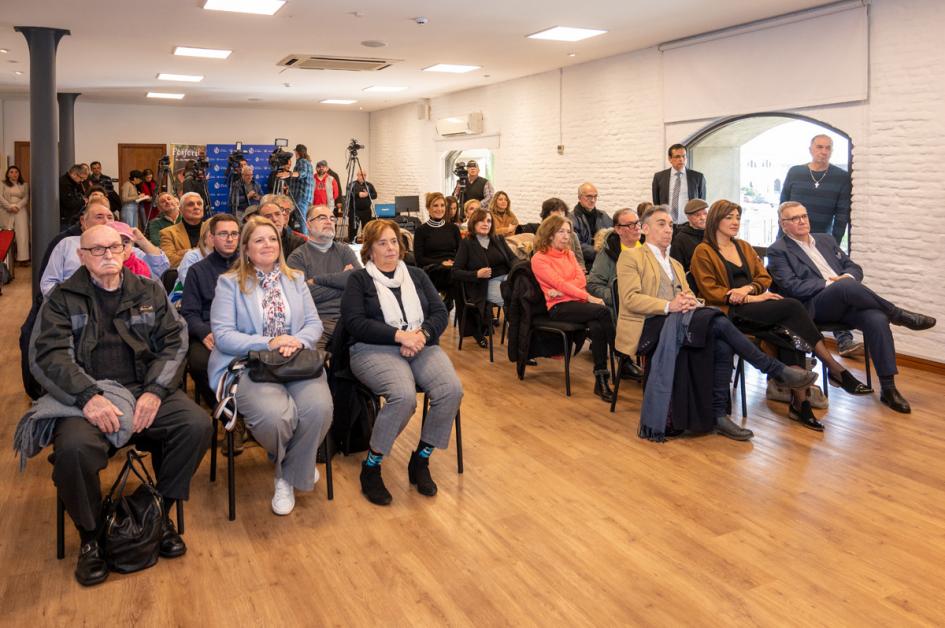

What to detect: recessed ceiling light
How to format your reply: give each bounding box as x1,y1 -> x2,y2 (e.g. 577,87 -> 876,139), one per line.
158,73 -> 204,82
203,0 -> 285,16
14,70 -> 23,76
363,85 -> 407,93
0,49 -> 9,54
568,52 -> 577,57
423,64 -> 481,74
321,99 -> 358,105
527,26 -> 607,42
174,46 -> 232,59
147,92 -> 185,100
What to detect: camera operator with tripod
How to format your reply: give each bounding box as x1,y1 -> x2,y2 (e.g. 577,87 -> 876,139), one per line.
181,158 -> 210,208
275,144 -> 313,235
452,159 -> 493,207
348,169 -> 377,241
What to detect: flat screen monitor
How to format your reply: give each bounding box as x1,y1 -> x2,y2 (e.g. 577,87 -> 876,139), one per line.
394,195 -> 420,215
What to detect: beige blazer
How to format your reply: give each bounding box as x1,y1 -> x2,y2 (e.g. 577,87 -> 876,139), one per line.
614,245 -> 690,356
159,221 -> 192,268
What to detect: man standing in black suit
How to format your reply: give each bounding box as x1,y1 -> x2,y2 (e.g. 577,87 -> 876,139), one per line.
652,144 -> 706,225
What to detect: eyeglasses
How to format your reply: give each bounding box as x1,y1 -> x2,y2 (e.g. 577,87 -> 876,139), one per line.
308,215 -> 337,224
81,243 -> 126,256
580,194 -> 598,200
260,213 -> 284,221
781,214 -> 809,224
616,221 -> 640,229
214,231 -> 240,240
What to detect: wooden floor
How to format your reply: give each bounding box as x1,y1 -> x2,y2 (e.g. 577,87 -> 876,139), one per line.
2,271 -> 945,627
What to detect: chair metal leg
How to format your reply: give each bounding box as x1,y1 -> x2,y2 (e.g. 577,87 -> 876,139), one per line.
740,363 -> 748,419
488,314 -> 495,363
454,408 -> 463,474
863,341 -> 872,390
610,355 -> 627,413
209,419 -> 218,483
56,492 -> 65,560
500,306 -> 508,345
176,500 -> 185,534
457,308 -> 465,350
822,359 -> 829,400
324,436 -> 334,501
226,430 -> 236,521
562,334 -> 572,397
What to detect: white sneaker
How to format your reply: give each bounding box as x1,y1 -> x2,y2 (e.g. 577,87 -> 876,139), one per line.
272,478 -> 295,515
312,466 -> 320,486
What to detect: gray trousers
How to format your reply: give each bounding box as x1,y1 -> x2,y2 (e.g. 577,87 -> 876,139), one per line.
349,343 -> 463,455
234,372 -> 333,491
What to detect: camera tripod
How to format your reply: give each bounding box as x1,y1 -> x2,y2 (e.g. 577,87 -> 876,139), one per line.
340,150 -> 371,242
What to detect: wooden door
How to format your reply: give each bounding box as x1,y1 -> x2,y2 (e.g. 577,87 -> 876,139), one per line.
14,141 -> 30,183
117,143 -> 167,183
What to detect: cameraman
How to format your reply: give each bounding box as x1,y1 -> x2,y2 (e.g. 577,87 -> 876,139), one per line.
453,159 -> 493,206
276,144 -> 314,233
181,159 -> 209,208
233,164 -> 261,221
349,169 -> 377,240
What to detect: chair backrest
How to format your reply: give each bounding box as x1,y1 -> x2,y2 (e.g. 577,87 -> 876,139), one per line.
611,277 -> 619,316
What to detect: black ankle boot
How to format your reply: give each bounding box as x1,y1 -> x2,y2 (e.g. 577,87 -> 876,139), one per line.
360,463 -> 392,506
594,370 -> 614,402
407,451 -> 438,496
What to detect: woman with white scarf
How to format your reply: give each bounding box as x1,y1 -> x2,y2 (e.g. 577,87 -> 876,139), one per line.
339,219 -> 463,506
209,216 -> 333,516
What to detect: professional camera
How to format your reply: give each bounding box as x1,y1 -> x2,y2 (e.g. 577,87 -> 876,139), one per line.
269,147 -> 292,170
347,138 -> 365,157
190,156 -> 210,180
227,150 -> 246,169
453,160 -> 468,189
158,154 -> 170,167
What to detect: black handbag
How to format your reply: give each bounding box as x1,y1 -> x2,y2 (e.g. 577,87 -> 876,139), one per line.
102,450 -> 165,574
246,348 -> 325,383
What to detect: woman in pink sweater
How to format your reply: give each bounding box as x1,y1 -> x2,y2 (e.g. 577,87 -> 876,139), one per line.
531,214 -> 615,402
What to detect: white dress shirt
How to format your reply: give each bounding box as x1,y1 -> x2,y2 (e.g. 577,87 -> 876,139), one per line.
787,234 -> 851,287
646,242 -> 682,313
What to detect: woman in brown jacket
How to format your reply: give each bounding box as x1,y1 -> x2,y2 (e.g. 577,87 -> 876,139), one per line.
690,200 -> 869,429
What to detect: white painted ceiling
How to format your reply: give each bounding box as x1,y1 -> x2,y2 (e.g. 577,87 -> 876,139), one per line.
0,0 -> 829,112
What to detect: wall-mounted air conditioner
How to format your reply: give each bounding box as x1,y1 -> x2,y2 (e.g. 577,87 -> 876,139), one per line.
435,112 -> 483,137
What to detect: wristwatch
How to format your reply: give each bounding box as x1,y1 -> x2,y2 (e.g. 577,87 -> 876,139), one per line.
420,328 -> 432,342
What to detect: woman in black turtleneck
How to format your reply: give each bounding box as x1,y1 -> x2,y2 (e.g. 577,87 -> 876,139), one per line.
413,192 -> 461,307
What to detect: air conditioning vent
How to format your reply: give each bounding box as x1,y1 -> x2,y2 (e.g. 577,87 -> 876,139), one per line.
277,55 -> 393,71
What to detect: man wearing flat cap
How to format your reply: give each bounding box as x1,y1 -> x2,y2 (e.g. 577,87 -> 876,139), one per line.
670,198 -> 708,292
454,159 -> 494,206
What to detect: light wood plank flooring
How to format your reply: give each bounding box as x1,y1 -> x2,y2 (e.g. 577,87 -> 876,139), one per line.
1,272 -> 943,626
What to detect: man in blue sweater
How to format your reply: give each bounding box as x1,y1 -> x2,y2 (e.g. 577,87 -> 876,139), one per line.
180,214 -> 240,408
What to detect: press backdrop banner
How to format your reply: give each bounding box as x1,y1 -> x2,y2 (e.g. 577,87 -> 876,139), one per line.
206,144 -> 276,214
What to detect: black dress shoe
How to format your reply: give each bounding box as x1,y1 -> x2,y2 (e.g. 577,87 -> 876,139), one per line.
360,463 -> 392,506
476,336 -> 488,348
715,415 -> 754,441
75,541 -> 109,587
594,371 -> 614,402
407,451 -> 438,496
828,369 -> 873,395
160,519 -> 187,558
891,309 -> 936,331
788,401 -> 825,431
620,361 -> 643,381
880,387 -> 911,413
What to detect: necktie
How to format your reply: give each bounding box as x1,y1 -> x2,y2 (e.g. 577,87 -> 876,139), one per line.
671,172 -> 682,223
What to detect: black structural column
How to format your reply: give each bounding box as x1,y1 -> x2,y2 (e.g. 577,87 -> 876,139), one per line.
15,26 -> 70,295
58,93 -> 81,177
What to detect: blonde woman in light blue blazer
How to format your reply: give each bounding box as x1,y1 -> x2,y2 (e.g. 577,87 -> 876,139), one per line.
209,216 -> 332,516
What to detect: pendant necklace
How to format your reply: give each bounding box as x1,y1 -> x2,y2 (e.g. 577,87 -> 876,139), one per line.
808,167 -> 828,189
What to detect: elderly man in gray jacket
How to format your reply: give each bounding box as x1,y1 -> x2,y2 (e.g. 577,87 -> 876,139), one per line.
30,224 -> 211,587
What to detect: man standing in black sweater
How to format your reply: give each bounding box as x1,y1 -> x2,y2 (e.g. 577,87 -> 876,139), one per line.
59,164 -> 89,230
180,214 -> 240,407
348,169 -> 377,241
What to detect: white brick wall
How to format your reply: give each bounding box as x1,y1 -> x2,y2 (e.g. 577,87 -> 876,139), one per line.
369,0 -> 944,361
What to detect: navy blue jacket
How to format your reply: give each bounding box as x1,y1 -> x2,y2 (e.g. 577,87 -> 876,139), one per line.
766,234 -> 863,303
180,250 -> 238,341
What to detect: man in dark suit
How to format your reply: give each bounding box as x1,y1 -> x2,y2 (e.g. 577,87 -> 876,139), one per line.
652,144 -> 706,225
767,201 -> 936,414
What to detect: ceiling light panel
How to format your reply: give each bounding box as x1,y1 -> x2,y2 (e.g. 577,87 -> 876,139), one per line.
147,92 -> 185,100
174,46 -> 232,59
203,0 -> 285,16
321,99 -> 358,104
527,26 -> 607,42
157,73 -> 204,82
423,64 -> 481,74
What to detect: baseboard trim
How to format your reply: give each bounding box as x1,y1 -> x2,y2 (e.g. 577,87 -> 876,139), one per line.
824,339 -> 945,375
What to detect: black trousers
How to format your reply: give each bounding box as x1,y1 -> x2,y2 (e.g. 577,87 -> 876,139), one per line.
809,279 -> 898,377
187,341 -> 215,407
51,389 -> 212,533
548,301 -> 614,371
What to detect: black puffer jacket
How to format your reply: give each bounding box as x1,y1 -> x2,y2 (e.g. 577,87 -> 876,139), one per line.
30,267 -> 188,408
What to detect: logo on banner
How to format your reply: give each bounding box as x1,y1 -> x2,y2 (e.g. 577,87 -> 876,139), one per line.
213,146 -> 221,155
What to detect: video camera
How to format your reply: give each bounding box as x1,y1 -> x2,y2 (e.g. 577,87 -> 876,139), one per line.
190,156 -> 210,180
158,154 -> 170,168
347,138 -> 365,158
453,160 -> 469,189
269,147 -> 292,171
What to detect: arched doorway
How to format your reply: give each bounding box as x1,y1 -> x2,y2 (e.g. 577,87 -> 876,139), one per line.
685,113 -> 852,248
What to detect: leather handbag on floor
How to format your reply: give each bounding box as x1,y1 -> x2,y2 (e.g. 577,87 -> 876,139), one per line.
102,450 -> 164,574
246,348 -> 325,383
